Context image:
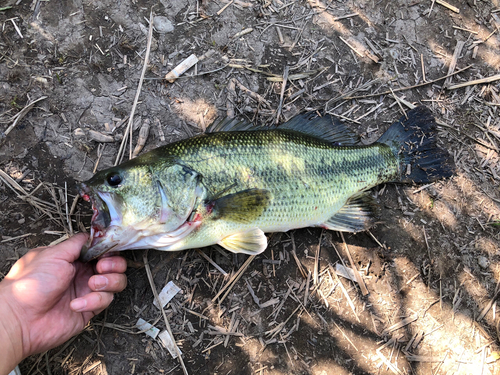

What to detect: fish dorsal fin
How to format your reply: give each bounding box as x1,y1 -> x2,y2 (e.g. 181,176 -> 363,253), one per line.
218,228 -> 267,254
206,118 -> 258,133
206,112 -> 359,146
279,112 -> 360,146
321,192 -> 377,232
213,188 -> 271,223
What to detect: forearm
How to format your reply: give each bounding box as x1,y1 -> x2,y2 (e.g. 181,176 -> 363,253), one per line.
0,289 -> 24,375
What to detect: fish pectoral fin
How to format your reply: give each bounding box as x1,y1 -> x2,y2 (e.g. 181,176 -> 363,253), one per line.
218,228 -> 267,254
321,192 -> 377,233
213,189 -> 271,223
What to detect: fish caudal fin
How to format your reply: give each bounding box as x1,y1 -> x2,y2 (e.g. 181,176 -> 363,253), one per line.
378,106 -> 454,183
321,192 -> 376,232
218,228 -> 267,254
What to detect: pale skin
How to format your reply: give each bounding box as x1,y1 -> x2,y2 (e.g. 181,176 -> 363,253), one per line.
0,233 -> 127,375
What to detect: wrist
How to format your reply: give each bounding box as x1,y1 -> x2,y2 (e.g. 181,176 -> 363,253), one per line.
0,287 -> 25,375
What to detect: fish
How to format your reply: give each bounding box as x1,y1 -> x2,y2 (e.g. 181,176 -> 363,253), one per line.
79,106 -> 453,262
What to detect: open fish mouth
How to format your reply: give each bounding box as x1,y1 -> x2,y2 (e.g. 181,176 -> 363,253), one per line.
78,182 -> 202,262
80,183 -> 111,237
79,182 -> 117,261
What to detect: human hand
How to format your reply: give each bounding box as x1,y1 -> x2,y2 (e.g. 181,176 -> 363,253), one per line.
0,233 -> 127,373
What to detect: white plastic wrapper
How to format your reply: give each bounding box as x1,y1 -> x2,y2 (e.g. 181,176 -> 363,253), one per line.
135,318 -> 160,339
153,280 -> 181,309
336,263 -> 357,283
158,330 -> 182,359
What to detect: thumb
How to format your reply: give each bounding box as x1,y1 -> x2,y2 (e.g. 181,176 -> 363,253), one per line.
46,233 -> 90,263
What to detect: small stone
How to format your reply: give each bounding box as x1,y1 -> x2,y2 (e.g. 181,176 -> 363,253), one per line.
478,256 -> 490,269
153,16 -> 174,33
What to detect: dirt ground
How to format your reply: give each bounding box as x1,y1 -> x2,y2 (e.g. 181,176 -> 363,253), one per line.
1,0 -> 500,374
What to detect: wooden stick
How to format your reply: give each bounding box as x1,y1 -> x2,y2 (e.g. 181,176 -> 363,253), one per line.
313,231 -> 322,284
115,11 -> 153,165
290,233 -> 307,278
196,249 -> 228,276
216,0 -> 233,15
447,73 -> 500,90
2,95 -> 47,140
420,54 -> 426,82
452,25 -> 478,34
344,64 -> 472,100
444,40 -> 465,88
382,313 -> 418,335
339,36 -> 363,57
212,254 -> 256,304
331,268 -> 360,322
275,65 -> 289,124
143,251 -> 188,374
435,0 -> 460,13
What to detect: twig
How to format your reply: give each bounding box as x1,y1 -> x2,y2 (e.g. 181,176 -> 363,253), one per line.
290,233 -> 307,278
216,0 -> 233,15
390,88 -> 408,119
420,54 -> 427,82
313,231 -> 323,285
196,249 -> 228,276
477,288 -> 500,321
344,64 -> 472,100
435,0 -> 460,13
143,251 -> 188,375
2,96 -> 47,140
447,73 -> 500,90
275,65 -> 289,124
339,36 -> 363,57
115,10 -> 153,165
340,232 -> 368,296
212,255 -> 256,304
330,265 -> 360,322
444,41 -> 465,88
382,313 -> 418,335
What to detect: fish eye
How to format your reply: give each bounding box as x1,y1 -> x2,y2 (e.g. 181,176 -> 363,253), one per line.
106,173 -> 122,187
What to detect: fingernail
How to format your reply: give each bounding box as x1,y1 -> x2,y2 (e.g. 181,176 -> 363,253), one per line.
71,298 -> 87,312
93,275 -> 108,291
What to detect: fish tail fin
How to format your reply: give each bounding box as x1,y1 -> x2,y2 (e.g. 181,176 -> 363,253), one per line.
378,106 -> 454,183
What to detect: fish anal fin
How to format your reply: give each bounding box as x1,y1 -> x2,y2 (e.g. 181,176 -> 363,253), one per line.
213,189 -> 271,223
218,228 -> 267,254
321,193 -> 377,233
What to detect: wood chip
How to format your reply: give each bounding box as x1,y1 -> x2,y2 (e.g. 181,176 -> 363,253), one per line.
165,54 -> 199,82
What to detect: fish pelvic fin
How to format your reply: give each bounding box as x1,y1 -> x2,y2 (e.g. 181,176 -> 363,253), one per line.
212,189 -> 271,223
321,192 -> 377,233
377,106 -> 454,183
218,228 -> 267,254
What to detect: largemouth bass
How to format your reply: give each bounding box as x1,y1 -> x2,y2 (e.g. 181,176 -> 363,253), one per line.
79,106 -> 453,262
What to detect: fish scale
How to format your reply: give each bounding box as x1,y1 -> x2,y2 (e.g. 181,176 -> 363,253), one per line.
151,130 -> 398,251
79,106 -> 453,261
